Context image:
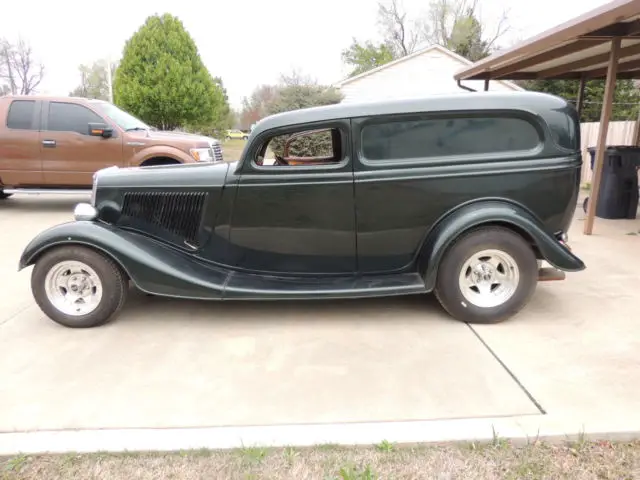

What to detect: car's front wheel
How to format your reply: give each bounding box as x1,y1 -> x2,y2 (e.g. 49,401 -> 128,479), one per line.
31,246 -> 128,328
434,227 -> 538,324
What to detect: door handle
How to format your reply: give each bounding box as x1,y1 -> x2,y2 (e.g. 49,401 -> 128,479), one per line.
42,139 -> 56,147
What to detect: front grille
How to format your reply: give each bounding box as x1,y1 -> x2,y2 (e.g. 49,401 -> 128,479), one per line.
212,143 -> 223,162
121,191 -> 207,247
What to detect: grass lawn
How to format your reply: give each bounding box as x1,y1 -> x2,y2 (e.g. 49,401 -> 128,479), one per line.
221,138 -> 248,162
2,440 -> 639,479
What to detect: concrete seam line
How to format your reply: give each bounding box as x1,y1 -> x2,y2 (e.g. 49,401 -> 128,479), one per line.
466,323 -> 547,415
0,303 -> 34,327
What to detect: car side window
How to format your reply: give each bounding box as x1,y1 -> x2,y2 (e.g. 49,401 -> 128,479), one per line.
7,100 -> 36,130
47,102 -> 105,135
361,115 -> 541,161
255,128 -> 343,167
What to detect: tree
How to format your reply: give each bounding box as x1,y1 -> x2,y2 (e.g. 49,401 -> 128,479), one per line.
521,79 -> 640,122
428,0 -> 508,61
265,75 -> 343,155
239,84 -> 278,130
266,76 -> 343,116
69,59 -> 116,100
113,13 -> 229,132
340,0 -> 508,78
378,0 -> 426,57
341,39 -> 395,77
0,37 -> 44,95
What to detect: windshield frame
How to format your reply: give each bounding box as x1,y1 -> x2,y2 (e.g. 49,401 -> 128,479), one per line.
89,101 -> 152,132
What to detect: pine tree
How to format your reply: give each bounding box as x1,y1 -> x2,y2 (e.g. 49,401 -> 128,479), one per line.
113,13 -> 228,131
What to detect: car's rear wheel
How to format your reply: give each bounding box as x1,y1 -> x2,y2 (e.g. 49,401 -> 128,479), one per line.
434,227 -> 538,324
31,246 -> 128,328
0,190 -> 12,199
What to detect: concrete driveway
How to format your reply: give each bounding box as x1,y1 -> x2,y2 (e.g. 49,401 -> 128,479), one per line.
0,195 -> 639,443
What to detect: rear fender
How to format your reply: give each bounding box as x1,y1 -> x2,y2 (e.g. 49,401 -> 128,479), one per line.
18,221 -> 228,299
419,200 -> 585,291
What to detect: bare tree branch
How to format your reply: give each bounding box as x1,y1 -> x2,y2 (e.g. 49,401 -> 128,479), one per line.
0,37 -> 44,95
378,0 -> 425,57
424,0 -> 509,60
484,8 -> 510,51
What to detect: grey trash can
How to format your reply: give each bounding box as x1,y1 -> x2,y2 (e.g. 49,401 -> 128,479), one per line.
585,146 -> 640,219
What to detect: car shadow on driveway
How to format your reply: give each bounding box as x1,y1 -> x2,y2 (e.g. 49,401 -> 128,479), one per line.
121,288 -> 454,327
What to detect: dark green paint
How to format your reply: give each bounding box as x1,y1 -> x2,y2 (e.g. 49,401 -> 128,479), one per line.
19,91 -> 586,299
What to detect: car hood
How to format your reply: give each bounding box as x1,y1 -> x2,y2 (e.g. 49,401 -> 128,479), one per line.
95,161 -> 230,190
128,129 -> 220,145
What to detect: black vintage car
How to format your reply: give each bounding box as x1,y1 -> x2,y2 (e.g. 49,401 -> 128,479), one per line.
19,92 -> 586,328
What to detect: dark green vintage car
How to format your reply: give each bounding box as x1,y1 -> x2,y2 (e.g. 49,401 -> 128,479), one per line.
19,91 -> 586,328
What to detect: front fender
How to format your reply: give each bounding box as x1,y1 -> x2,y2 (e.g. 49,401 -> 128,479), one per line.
419,200 -> 585,291
18,221 -> 229,299
129,145 -> 195,166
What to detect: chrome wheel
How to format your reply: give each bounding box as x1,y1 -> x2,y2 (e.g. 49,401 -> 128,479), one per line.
458,249 -> 520,308
44,261 -> 103,316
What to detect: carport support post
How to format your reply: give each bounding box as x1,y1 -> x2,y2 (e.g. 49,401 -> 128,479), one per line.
484,79 -> 490,91
576,75 -> 586,119
584,38 -> 621,235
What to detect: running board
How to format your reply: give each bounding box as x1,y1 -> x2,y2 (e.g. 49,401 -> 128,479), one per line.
538,267 -> 566,282
3,189 -> 91,195
223,271 -> 428,300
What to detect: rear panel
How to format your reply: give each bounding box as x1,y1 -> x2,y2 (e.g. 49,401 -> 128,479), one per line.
352,100 -> 581,274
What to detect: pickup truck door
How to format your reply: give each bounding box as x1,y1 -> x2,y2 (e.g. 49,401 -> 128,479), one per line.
228,122 -> 357,275
40,100 -> 123,186
0,99 -> 43,187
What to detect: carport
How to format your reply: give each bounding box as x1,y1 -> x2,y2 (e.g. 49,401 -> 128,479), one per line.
454,0 -> 640,234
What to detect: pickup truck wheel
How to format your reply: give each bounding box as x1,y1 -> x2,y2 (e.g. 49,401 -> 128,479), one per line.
31,246 -> 128,328
434,227 -> 537,324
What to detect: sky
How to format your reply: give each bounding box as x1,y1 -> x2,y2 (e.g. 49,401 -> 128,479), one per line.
0,0 -> 613,110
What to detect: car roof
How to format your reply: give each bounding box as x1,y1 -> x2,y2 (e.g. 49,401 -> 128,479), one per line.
250,91 -> 571,137
0,95 -> 95,103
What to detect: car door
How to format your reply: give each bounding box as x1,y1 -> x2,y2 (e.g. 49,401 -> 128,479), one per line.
228,121 -> 357,275
0,98 -> 43,187
40,100 -> 123,186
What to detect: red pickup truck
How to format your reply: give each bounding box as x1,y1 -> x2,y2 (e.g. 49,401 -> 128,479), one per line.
0,95 -> 223,198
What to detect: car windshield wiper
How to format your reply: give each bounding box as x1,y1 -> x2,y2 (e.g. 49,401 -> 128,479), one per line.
125,127 -> 148,132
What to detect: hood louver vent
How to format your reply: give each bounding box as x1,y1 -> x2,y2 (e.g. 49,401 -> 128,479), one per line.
121,191 -> 208,248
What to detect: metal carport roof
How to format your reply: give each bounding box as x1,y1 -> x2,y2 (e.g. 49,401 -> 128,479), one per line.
454,0 -> 640,235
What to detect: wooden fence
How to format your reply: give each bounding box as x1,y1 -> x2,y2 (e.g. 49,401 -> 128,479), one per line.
579,121 -> 638,185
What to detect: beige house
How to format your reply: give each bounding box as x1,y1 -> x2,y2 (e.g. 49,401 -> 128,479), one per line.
335,44 -> 522,103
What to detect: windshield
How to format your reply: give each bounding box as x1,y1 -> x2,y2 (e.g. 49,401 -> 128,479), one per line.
90,101 -> 152,131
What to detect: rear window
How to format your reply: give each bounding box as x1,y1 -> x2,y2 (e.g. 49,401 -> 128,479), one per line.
546,107 -> 580,151
361,115 -> 541,161
7,100 -> 36,130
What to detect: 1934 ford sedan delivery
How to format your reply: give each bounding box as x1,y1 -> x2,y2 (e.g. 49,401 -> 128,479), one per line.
18,91 -> 586,328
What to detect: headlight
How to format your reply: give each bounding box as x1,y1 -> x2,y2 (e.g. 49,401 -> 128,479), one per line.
190,147 -> 214,162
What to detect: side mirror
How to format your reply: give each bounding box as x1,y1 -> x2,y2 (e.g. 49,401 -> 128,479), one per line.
88,123 -> 114,138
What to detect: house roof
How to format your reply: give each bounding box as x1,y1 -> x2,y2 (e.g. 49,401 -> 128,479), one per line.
250,91 -> 568,138
335,44 -> 522,90
454,0 -> 640,80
